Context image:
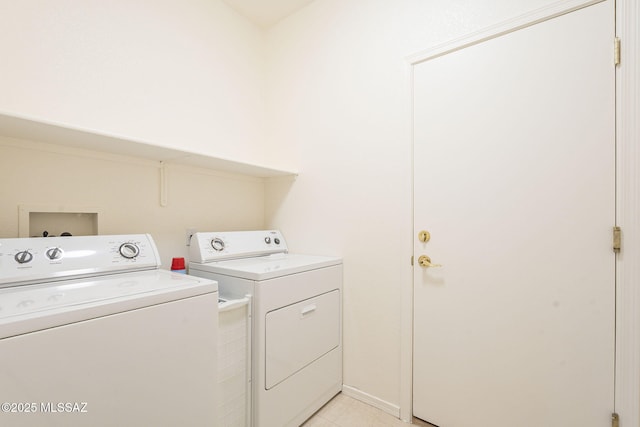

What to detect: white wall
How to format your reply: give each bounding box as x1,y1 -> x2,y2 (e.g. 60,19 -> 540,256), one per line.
264,0 -> 565,413
0,0 -> 267,165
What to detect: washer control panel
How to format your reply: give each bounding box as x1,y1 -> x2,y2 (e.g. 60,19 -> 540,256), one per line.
0,234 -> 160,288
190,230 -> 288,263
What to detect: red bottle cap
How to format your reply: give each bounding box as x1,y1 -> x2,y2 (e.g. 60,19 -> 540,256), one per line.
171,257 -> 185,270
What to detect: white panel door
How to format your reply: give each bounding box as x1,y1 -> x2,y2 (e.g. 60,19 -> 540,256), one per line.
412,2 -> 615,426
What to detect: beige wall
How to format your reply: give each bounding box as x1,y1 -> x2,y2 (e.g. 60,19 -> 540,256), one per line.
0,0 -> 267,166
0,138 -> 265,268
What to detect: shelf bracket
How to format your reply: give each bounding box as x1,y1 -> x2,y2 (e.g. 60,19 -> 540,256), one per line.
160,161 -> 168,207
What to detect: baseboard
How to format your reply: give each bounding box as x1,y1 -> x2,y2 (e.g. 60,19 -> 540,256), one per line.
341,385 -> 401,419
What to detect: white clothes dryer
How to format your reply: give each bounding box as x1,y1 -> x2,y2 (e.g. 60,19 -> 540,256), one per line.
0,234 -> 218,427
189,230 -> 342,427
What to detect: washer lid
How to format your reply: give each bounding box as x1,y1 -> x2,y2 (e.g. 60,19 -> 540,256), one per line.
0,270 -> 217,339
189,253 -> 342,281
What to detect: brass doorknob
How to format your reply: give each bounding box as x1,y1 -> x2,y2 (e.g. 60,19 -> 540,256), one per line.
418,255 -> 442,268
418,230 -> 431,243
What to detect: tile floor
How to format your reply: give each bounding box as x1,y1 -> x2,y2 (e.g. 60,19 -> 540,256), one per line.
302,393 -> 435,427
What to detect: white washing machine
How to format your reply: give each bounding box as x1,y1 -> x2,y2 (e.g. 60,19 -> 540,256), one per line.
189,230 -> 342,427
0,234 -> 218,427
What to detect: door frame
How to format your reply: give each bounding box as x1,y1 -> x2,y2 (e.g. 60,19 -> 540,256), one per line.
400,0 -> 640,425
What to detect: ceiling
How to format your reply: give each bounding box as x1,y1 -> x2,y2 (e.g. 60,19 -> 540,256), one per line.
223,0 -> 316,28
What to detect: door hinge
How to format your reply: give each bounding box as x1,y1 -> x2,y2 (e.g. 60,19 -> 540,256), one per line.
411,255 -> 414,266
612,412 -> 619,427
613,226 -> 622,253
614,37 -> 621,66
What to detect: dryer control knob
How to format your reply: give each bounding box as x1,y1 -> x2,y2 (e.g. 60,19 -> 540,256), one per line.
265,237 -> 271,244
119,243 -> 140,259
14,250 -> 34,264
211,238 -> 225,252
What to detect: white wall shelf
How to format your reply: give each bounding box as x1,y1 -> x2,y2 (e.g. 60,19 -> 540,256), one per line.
0,112 -> 297,178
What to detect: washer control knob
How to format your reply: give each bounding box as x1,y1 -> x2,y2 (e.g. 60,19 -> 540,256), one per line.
119,243 -> 140,259
211,238 -> 225,252
14,250 -> 34,264
274,238 -> 281,245
46,247 -> 63,260
265,237 -> 271,244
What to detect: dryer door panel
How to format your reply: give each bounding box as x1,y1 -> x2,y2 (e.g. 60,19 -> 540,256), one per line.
265,290 -> 340,389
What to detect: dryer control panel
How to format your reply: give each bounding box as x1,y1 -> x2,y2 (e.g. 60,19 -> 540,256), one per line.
190,230 -> 288,263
